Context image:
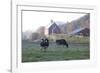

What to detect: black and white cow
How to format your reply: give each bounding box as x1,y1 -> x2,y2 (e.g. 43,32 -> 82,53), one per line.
40,38 -> 49,52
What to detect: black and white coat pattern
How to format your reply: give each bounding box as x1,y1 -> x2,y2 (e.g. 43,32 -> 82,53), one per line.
40,38 -> 49,52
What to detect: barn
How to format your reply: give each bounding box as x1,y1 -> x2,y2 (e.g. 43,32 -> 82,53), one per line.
48,22 -> 61,35
45,20 -> 67,35
69,27 -> 90,36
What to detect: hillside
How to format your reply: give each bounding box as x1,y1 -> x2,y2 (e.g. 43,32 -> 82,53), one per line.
66,14 -> 90,33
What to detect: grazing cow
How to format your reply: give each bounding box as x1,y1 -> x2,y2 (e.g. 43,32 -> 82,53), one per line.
56,39 -> 69,48
40,38 -> 49,52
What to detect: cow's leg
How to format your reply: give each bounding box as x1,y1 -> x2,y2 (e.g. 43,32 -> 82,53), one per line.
44,47 -> 47,52
41,47 -> 43,51
67,43 -> 69,48
66,43 -> 69,48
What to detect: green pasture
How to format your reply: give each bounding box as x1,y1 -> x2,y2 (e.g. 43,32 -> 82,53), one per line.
22,39 -> 90,62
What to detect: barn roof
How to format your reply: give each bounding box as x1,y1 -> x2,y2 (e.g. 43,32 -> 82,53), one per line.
69,27 -> 87,35
46,21 -> 67,29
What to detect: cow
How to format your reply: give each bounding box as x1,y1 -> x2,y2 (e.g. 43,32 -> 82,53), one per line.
40,38 -> 49,52
56,39 -> 69,48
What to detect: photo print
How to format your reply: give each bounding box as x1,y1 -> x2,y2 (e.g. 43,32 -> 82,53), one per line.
22,10 -> 90,62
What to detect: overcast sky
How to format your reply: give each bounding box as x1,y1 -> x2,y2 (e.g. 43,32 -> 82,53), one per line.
23,11 -> 86,32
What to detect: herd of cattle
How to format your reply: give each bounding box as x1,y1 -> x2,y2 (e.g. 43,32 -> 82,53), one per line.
40,38 -> 69,52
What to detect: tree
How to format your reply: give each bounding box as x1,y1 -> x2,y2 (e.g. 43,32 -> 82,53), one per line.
31,32 -> 40,41
36,26 -> 46,37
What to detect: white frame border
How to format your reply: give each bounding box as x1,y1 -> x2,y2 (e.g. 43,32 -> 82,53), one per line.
11,1 -> 97,73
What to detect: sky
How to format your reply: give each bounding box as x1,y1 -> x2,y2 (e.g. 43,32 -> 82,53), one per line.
23,11 -> 87,32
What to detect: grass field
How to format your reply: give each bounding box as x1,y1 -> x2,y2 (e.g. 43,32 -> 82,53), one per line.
22,40 -> 90,62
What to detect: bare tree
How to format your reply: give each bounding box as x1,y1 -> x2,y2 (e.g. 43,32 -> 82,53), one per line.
31,32 -> 40,41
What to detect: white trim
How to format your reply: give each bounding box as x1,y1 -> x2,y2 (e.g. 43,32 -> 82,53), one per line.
11,1 -> 97,73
